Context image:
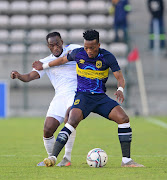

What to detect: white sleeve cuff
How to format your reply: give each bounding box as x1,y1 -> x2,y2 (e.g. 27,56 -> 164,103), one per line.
42,62 -> 50,69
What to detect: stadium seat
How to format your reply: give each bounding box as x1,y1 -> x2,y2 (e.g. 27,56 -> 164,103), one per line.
68,1 -> 87,14
29,15 -> 48,28
68,15 -> 87,28
107,30 -> 115,42
96,29 -> 108,42
10,15 -> 29,28
10,44 -> 26,53
10,1 -> 29,13
87,0 -> 108,13
108,43 -> 128,56
49,1 -> 67,13
0,1 -> 9,13
10,30 -> 27,41
0,44 -> 8,53
0,15 -> 9,28
0,30 -> 9,41
107,15 -> 114,27
116,57 -> 128,68
88,15 -> 108,28
28,29 -> 48,42
49,15 -> 68,28
28,43 -> 49,53
49,29 -> 68,40
29,1 -> 48,13
100,43 -> 109,50
68,29 -> 85,42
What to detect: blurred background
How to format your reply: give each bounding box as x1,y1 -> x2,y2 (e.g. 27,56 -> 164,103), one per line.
0,0 -> 166,118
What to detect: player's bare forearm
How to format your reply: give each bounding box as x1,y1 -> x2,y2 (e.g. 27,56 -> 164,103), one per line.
113,70 -> 125,103
10,71 -> 40,82
49,56 -> 68,67
113,70 -> 125,88
32,56 -> 68,70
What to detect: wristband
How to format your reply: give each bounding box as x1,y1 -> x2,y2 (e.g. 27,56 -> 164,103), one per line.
42,63 -> 50,69
117,87 -> 124,93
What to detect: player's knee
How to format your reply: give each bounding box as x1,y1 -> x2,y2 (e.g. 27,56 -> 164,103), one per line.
117,114 -> 129,124
44,126 -> 57,137
120,114 -> 129,124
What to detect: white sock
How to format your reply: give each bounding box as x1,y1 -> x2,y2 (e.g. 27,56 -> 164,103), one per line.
43,136 -> 55,157
122,157 -> 132,164
63,129 -> 76,161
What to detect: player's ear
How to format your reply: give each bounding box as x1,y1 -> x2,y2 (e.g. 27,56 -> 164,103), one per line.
98,43 -> 100,48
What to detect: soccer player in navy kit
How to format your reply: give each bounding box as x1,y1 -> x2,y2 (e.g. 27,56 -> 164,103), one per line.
33,29 -> 144,167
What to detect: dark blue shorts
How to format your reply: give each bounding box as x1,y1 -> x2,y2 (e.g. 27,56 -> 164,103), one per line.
71,92 -> 119,119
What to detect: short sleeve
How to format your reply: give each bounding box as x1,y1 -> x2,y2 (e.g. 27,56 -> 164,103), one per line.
105,53 -> 121,72
67,48 -> 80,61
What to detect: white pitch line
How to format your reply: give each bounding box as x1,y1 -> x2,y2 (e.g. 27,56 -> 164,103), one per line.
144,117 -> 167,129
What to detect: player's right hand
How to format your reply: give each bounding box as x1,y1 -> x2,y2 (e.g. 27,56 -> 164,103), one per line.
10,71 -> 19,79
32,61 -> 43,70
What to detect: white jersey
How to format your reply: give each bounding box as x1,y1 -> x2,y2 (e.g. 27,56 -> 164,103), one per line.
32,44 -> 81,121
33,44 -> 80,94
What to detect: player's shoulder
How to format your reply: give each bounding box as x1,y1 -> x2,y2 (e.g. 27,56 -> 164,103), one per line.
39,54 -> 53,63
65,44 -> 82,51
99,48 -> 117,62
99,48 -> 114,57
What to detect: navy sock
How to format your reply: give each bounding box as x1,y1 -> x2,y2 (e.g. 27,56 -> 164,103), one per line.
52,126 -> 72,157
118,127 -> 132,158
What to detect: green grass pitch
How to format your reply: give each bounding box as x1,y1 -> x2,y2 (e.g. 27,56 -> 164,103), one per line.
0,116 -> 167,180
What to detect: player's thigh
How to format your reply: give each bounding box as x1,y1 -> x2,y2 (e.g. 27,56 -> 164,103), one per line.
47,94 -> 68,120
108,106 -> 129,124
93,95 -> 119,119
71,92 -> 94,119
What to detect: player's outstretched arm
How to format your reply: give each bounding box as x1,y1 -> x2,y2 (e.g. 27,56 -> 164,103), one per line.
10,71 -> 40,82
32,56 -> 68,71
113,70 -> 125,104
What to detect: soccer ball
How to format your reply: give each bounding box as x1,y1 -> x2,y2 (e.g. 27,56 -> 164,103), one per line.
86,148 -> 108,168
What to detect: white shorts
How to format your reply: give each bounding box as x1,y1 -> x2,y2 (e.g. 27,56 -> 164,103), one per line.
46,92 -> 75,124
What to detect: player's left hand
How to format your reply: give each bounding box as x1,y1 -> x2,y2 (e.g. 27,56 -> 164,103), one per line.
32,61 -> 43,70
114,90 -> 124,104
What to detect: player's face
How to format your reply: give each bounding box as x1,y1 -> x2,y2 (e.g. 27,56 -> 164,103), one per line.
84,39 -> 100,59
47,36 -> 63,57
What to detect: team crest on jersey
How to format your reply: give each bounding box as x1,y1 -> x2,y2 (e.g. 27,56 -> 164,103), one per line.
96,60 -> 102,68
79,59 -> 85,64
74,99 -> 80,105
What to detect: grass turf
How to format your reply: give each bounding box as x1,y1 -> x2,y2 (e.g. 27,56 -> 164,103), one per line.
0,116 -> 167,180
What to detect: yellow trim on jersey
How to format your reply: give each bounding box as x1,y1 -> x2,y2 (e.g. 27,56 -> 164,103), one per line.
76,64 -> 109,79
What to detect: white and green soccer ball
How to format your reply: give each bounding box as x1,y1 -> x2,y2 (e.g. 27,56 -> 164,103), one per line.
86,148 -> 108,168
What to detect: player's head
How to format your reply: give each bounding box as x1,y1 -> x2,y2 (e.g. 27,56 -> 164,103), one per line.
83,29 -> 100,59
46,32 -> 63,57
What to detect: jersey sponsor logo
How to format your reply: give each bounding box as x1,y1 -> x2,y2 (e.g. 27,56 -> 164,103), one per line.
79,59 -> 85,64
76,64 -> 109,80
74,99 -> 80,105
96,60 -> 102,68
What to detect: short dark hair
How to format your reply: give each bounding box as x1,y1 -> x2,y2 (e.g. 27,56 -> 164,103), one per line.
46,32 -> 62,42
83,29 -> 99,43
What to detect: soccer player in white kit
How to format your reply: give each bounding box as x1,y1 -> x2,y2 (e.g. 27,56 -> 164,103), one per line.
10,32 -> 81,166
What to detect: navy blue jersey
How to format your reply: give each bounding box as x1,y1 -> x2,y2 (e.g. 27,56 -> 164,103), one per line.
67,47 -> 120,93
